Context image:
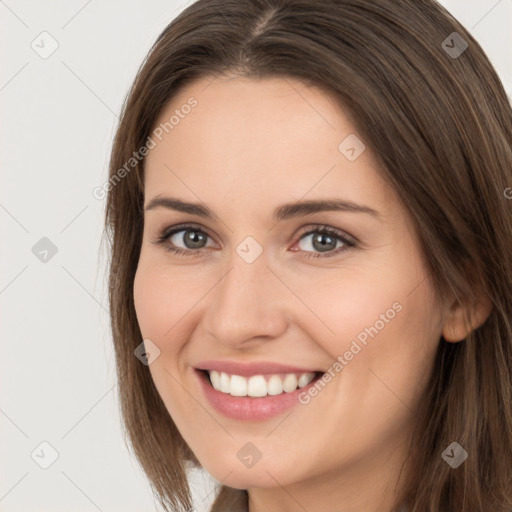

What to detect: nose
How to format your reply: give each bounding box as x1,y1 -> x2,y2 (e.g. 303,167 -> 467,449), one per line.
202,252 -> 290,350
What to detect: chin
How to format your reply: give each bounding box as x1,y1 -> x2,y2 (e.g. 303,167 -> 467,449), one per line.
202,457 -> 300,489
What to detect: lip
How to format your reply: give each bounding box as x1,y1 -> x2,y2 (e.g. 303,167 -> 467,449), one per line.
194,368 -> 323,421
195,359 -> 322,377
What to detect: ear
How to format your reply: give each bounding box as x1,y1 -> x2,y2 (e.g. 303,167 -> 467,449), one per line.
442,294 -> 493,343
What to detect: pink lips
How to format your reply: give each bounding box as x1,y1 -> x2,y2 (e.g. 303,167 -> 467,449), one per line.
194,360 -> 322,421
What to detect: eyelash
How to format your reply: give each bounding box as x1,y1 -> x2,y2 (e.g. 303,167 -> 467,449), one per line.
152,223 -> 357,259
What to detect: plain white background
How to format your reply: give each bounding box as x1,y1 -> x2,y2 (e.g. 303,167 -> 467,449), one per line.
1,1 -> 511,511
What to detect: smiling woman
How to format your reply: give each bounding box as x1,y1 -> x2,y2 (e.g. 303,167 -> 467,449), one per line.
103,1 -> 512,511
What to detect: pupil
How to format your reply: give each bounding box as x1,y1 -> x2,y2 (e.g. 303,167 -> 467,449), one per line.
313,233 -> 335,252
185,230 -> 205,248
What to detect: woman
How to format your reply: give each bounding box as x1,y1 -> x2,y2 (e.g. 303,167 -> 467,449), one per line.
103,0 -> 512,510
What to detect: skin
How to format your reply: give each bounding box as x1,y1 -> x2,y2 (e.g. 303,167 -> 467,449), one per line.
133,75 -> 491,512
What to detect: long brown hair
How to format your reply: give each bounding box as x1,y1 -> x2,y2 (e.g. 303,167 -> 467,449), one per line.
103,1 -> 512,510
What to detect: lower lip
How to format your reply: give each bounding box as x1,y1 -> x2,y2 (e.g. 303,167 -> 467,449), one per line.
195,369 -> 320,421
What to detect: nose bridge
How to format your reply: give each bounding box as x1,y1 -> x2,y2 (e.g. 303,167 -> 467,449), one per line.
203,249 -> 288,346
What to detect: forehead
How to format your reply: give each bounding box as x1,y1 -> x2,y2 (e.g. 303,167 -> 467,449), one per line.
143,75 -> 398,221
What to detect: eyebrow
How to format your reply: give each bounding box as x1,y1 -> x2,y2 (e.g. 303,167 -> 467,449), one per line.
144,196 -> 382,222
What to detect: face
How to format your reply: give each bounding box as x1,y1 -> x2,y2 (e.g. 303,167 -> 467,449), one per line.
133,75 -> 446,492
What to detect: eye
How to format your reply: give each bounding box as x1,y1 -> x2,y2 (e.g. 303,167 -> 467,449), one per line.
293,224 -> 356,259
151,223 -> 357,259
152,223 -> 214,257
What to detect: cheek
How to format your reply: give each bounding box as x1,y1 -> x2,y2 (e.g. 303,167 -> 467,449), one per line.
288,268 -> 406,354
295,255 -> 442,384
133,264 -> 196,418
133,262 -> 188,341
133,265 -> 160,338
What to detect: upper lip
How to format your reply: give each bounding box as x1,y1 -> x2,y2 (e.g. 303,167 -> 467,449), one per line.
195,360 -> 322,377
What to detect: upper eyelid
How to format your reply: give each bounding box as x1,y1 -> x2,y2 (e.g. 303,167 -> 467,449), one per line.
160,223 -> 214,242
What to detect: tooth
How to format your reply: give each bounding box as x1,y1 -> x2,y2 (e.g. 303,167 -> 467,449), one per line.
210,370 -> 221,390
209,370 -> 316,396
267,375 -> 283,395
230,374 -> 248,396
282,373 -> 298,392
220,372 -> 231,393
298,372 -> 315,388
247,375 -> 267,397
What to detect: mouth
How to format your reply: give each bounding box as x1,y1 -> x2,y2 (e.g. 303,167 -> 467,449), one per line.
194,365 -> 327,420
199,369 -> 324,398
